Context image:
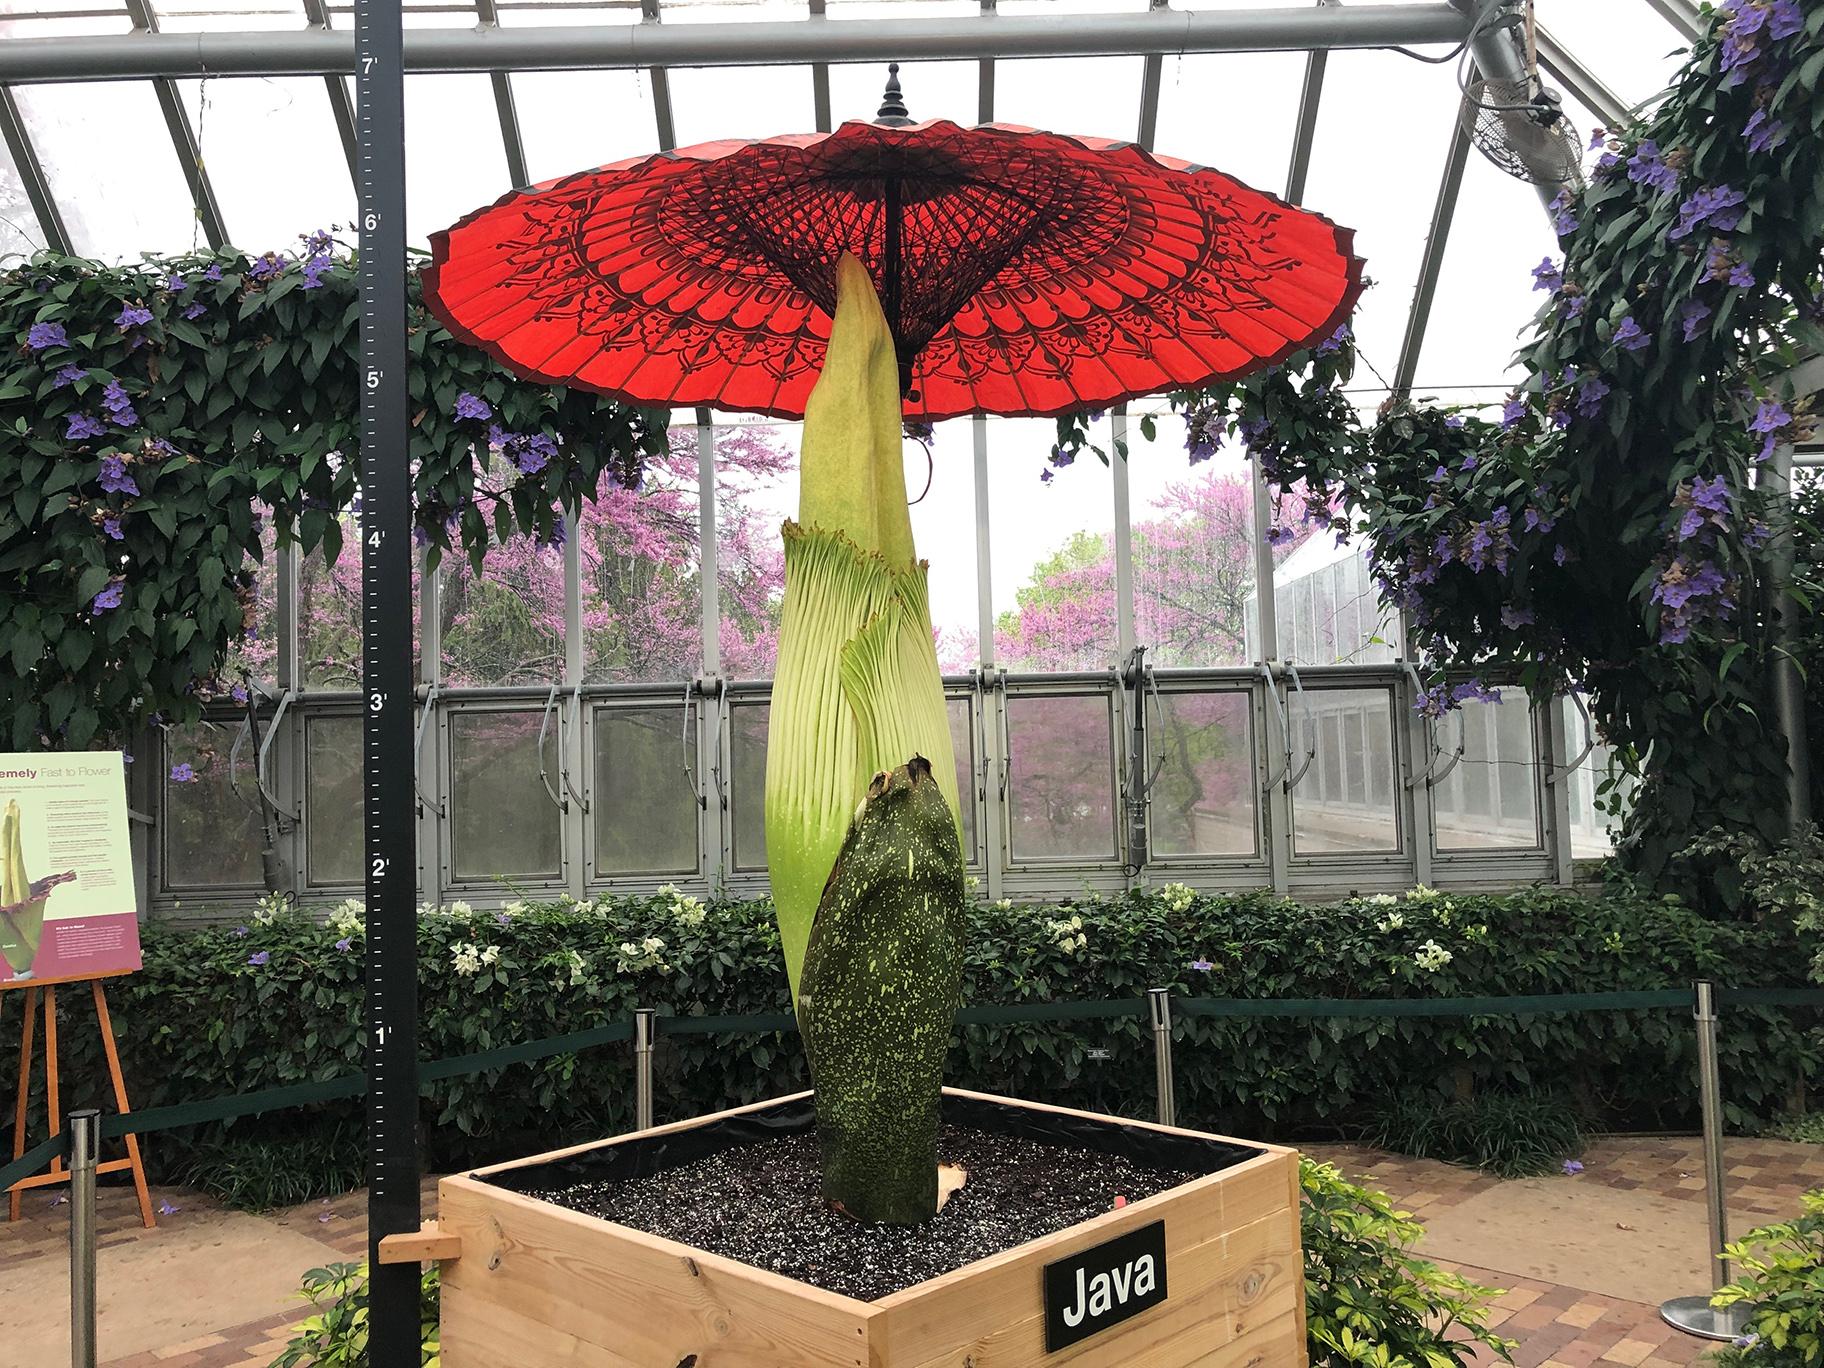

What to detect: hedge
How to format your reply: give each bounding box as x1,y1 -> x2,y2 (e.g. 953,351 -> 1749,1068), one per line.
39,884 -> 1822,1169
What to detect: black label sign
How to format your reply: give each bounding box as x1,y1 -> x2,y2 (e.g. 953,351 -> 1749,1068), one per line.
1042,1219 -> 1168,1352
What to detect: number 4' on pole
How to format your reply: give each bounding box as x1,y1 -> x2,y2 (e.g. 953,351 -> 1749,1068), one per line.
352,0 -> 422,1361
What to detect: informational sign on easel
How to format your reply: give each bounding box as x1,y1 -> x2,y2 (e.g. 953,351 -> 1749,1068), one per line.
0,752 -> 140,987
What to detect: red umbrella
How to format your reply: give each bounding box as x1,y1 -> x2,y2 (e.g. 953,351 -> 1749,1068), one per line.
423,70 -> 1364,422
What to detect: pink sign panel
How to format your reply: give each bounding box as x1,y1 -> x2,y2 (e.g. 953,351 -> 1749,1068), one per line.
0,752 -> 141,987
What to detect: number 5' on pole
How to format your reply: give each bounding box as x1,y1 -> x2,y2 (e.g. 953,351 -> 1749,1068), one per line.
353,0 -> 422,1361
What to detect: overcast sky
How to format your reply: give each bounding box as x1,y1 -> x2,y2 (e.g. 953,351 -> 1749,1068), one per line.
0,0 -> 1689,642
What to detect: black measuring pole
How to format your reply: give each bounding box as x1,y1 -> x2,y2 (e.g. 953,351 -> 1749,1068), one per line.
354,0 -> 421,1357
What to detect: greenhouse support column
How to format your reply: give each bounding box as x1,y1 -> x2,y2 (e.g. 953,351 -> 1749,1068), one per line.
563,509 -> 587,900
695,413 -> 725,890
1112,411 -> 1146,882
273,538 -> 303,898
1544,694 -> 1576,885
973,416 -> 1007,902
417,545 -> 443,910
1251,465 -> 1291,895
1765,442 -> 1811,830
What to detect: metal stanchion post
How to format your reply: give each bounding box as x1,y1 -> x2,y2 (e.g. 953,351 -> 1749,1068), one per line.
1148,988 -> 1176,1128
69,1108 -> 100,1368
634,1008 -> 657,1132
1661,981 -> 1749,1341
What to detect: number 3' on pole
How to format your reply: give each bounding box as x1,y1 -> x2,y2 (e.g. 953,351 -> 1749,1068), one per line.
353,0 -> 422,1361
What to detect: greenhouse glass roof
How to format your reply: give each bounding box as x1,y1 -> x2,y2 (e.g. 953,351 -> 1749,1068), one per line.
0,0 -> 1698,404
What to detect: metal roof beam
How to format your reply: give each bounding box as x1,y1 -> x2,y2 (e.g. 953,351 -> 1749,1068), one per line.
1534,25 -> 1631,132
0,85 -> 72,254
123,0 -> 227,248
1283,0 -> 1332,204
810,0 -> 831,134
299,0 -> 357,185
1136,0 -> 1170,151
1641,0 -> 1703,43
0,5 -> 1475,82
977,0 -> 996,125
641,0 -> 677,152
1392,110 -> 1472,397
478,0 -> 531,185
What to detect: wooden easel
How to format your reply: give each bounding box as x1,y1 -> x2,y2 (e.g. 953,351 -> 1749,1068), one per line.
6,971 -> 154,1228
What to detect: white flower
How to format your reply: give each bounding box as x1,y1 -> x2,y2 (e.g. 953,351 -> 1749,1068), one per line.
994,898 -> 1013,912
448,900 -> 474,919
417,902 -> 440,920
674,899 -> 707,929
450,942 -> 480,977
1375,911 -> 1406,933
964,875 -> 980,892
253,891 -> 288,925
1158,882 -> 1196,913
642,935 -> 666,954
500,900 -> 528,919
1406,884 -> 1441,903
479,944 -> 500,966
1366,893 -> 1398,907
656,884 -> 681,898
564,949 -> 588,986
328,899 -> 364,938
615,936 -> 671,975
1413,939 -> 1453,973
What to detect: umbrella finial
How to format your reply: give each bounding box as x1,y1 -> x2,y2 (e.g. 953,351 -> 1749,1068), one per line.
876,62 -> 912,125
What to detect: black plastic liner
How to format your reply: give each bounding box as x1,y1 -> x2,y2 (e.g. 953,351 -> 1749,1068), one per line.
483,1093 -> 1260,1198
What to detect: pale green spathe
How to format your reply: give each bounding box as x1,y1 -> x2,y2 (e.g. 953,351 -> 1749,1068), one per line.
765,254 -> 961,1000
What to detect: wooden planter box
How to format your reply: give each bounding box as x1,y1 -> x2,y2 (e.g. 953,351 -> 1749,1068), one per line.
437,1088 -> 1306,1367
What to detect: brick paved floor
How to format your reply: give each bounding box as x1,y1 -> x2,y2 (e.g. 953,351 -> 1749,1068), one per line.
2,1137 -> 1815,1366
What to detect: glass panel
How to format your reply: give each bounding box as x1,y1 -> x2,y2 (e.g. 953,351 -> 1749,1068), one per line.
304,715 -> 363,885
1560,694 -> 1631,858
1269,496 -> 1402,664
404,74 -> 510,248
1006,693 -> 1116,862
1130,423 -> 1257,668
916,420 -> 980,673
0,145 -> 46,258
946,694 -> 977,864
1149,691 -> 1257,859
1434,694 -> 1540,851
221,508 -> 279,685
13,83 -> 200,259
593,706 -> 698,878
1154,50 -> 1306,194
439,539 -> 565,687
991,418 -> 1116,671
1290,687 -> 1399,854
507,61 -> 656,187
298,526 -> 421,689
161,721 -> 264,888
729,701 -> 769,870
717,425 -> 793,681
1535,0 -> 1690,111
582,440 -> 701,685
828,57 -> 979,128
172,78 -> 354,252
668,66 -> 813,147
448,711 -> 562,881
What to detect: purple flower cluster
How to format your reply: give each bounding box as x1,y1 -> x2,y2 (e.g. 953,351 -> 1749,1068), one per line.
1626,139 -> 1679,195
1184,404 -> 1223,464
487,424 -> 560,476
98,454 -> 139,496
1748,396 -> 1794,461
91,580 -> 124,614
169,762 -> 196,783
1744,108 -> 1788,154
1653,475 -> 1739,644
53,364 -> 84,389
1549,188 -> 1580,237
65,412 -> 105,442
1720,0 -> 1804,82
1531,257 -> 1563,293
102,379 -> 137,428
1266,524 -> 1297,547
1612,316 -> 1651,353
248,253 -> 286,283
1315,323 -> 1349,356
25,321 -> 67,351
454,391 -> 493,422
115,304 -> 153,331
1680,299 -> 1713,342
1669,184 -> 1746,241
1501,394 -> 1528,430
1414,678 -> 1502,719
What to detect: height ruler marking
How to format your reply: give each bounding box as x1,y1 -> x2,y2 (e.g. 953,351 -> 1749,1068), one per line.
353,0 -> 421,1360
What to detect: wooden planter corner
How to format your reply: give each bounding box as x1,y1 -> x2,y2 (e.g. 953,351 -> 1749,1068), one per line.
436,1087 -> 1306,1367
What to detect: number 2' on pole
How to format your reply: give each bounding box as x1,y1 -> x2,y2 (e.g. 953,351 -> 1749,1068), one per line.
353,0 -> 421,1361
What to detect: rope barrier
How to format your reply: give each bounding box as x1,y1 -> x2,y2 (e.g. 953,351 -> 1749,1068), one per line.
0,986 -> 1806,1153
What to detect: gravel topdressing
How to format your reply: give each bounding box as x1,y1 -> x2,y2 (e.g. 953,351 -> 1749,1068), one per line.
516,1123 -> 1209,1302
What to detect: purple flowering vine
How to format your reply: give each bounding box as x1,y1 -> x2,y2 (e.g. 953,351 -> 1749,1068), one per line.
25,321 -> 67,351
1549,189 -> 1579,237
98,455 -> 139,496
114,304 -> 154,331
1680,299 -> 1713,342
454,391 -> 493,422
1531,257 -> 1563,293
247,950 -> 270,968
1184,405 -> 1223,464
1744,108 -> 1788,154
66,412 -> 105,442
91,580 -> 124,614
169,762 -> 196,782
102,379 -> 138,428
1670,185 -> 1746,241
1626,139 -> 1679,195
1415,679 -> 1501,719
1612,316 -> 1651,353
